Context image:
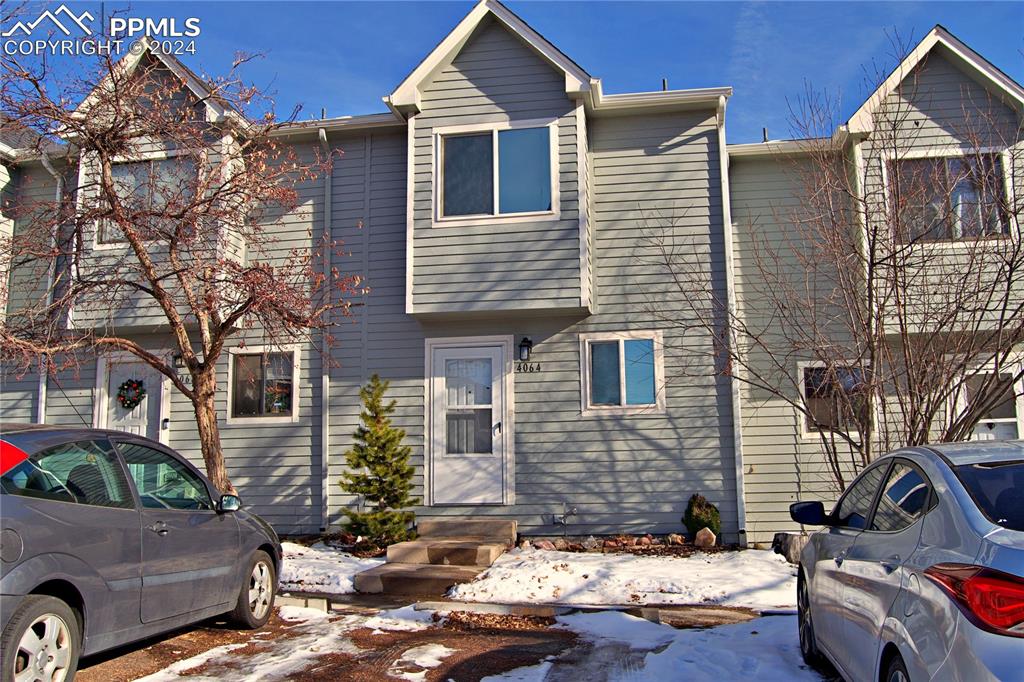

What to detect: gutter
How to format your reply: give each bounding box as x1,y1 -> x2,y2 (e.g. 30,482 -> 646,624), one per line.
715,96 -> 747,546
586,80 -> 733,114
273,113 -> 404,139
318,127 -> 332,532
36,151 -> 65,425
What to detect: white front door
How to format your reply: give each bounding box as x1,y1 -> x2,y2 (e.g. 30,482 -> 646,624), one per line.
103,360 -> 162,441
429,342 -> 511,505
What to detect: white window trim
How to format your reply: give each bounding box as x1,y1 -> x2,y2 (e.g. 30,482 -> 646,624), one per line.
878,145 -> 1018,250
579,330 -> 666,416
797,360 -> 868,441
225,344 -> 301,425
431,117 -> 560,228
950,364 -> 1024,441
86,147 -> 201,252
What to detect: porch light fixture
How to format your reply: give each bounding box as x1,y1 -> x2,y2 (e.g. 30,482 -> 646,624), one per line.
519,337 -> 533,361
172,353 -> 185,369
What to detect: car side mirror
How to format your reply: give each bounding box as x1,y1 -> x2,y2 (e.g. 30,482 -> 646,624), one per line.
790,500 -> 830,526
218,494 -> 242,513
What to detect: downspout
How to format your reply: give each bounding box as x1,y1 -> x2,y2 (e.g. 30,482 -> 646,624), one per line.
716,96 -> 747,546
37,151 -> 65,425
318,127 -> 332,532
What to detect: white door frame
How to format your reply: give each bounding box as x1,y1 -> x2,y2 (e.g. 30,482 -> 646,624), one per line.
423,335 -> 515,506
93,353 -> 172,445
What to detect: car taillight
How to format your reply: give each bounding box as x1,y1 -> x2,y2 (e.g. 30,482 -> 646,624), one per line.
925,563 -> 1024,637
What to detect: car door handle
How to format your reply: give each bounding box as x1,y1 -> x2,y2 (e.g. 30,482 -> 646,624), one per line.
834,550 -> 847,567
879,555 -> 900,574
146,522 -> 169,536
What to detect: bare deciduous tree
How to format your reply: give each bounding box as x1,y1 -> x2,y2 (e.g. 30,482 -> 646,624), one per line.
1,38 -> 360,492
645,38 -> 1023,490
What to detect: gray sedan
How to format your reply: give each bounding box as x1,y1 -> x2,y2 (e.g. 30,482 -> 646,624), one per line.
0,424 -> 282,682
790,441 -> 1024,681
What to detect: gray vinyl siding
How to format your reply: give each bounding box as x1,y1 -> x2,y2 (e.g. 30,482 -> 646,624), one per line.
730,155 -> 847,544
2,162 -> 57,427
730,51 -> 1024,544
409,18 -> 583,314
326,106 -> 738,539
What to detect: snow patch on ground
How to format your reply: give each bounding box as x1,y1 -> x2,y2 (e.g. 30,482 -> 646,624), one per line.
135,643 -> 249,682
388,643 -> 457,681
361,605 -> 436,634
555,611 -> 677,648
613,615 -> 821,681
279,541 -> 383,594
450,548 -> 797,610
481,660 -> 555,682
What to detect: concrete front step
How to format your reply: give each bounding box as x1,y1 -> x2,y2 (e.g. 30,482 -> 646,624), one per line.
387,539 -> 506,567
417,519 -> 517,546
353,563 -> 483,595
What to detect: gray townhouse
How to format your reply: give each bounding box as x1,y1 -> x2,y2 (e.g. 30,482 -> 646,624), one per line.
2,1 -> 1022,545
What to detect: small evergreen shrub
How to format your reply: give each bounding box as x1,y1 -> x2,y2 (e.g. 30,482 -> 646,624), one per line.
340,374 -> 418,550
683,493 -> 721,538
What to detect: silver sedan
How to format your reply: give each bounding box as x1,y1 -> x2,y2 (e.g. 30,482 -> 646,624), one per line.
790,441 -> 1024,682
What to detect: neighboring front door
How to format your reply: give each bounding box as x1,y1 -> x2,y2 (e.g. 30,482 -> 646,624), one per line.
104,360 -> 162,441
429,341 -> 510,505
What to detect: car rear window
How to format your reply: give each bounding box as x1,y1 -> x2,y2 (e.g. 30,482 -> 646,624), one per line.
954,460 -> 1024,532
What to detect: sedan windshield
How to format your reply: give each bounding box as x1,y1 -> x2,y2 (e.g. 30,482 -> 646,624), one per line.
954,460 -> 1024,531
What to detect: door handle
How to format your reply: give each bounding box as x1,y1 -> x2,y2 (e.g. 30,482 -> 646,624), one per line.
879,555 -> 900,574
834,550 -> 847,567
146,522 -> 169,536
494,421 -> 502,435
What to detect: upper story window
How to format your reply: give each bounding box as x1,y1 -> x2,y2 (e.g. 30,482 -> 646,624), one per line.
891,154 -> 1008,242
227,347 -> 300,424
803,365 -> 868,433
580,331 -> 665,415
438,121 -> 554,221
98,156 -> 197,245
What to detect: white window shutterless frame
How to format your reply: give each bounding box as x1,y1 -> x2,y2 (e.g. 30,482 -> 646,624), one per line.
426,337 -> 514,505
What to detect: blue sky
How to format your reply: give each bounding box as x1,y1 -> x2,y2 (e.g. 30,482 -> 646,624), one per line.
16,1 -> 1024,142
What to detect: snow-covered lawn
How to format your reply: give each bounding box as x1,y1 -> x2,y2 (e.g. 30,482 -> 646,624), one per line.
278,541 -> 383,594
450,548 -> 798,611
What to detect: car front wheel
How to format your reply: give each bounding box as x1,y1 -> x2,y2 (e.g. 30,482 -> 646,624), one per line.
885,652 -> 910,682
229,550 -> 276,629
0,595 -> 80,682
797,569 -> 825,668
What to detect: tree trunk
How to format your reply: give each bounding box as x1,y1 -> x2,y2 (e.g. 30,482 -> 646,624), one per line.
192,370 -> 235,494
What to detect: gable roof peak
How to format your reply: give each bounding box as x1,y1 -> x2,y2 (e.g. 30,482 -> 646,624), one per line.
385,0 -> 592,115
846,24 -> 1024,135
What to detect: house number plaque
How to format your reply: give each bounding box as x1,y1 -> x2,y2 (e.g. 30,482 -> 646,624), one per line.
515,362 -> 542,373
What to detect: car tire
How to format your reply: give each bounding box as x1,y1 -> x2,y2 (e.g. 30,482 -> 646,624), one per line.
797,570 -> 826,669
0,594 -> 80,682
884,652 -> 911,682
229,550 -> 276,629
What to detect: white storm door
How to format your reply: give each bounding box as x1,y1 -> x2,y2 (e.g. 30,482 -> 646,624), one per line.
430,345 -> 506,505
104,361 -> 162,441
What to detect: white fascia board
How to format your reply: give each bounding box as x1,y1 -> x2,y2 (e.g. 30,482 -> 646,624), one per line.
847,26 -> 1024,135
388,0 -> 591,113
